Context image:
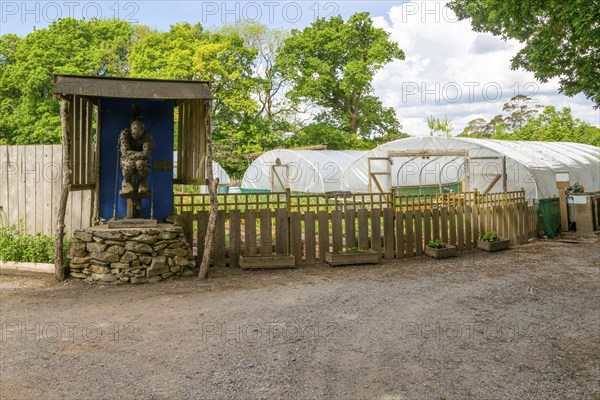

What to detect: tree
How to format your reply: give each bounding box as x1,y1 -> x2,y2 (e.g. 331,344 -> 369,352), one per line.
0,18 -> 134,144
427,115 -> 453,136
502,94 -> 543,132
448,0 -> 600,107
460,118 -> 487,137
130,23 -> 260,177
276,12 -> 404,139
509,106 -> 600,146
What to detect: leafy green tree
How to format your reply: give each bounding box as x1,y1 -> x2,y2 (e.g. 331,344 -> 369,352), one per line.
0,18 -> 134,144
507,106 -> 600,146
460,117 -> 487,137
427,115 -> 453,136
502,95 -> 543,132
276,12 -> 404,140
130,23 -> 260,177
448,0 -> 600,106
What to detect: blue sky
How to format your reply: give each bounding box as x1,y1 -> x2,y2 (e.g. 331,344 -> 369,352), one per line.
1,1 -> 598,135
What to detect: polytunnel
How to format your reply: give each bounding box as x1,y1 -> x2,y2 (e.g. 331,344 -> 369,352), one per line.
242,149 -> 366,193
341,137 -> 600,200
173,152 -> 231,184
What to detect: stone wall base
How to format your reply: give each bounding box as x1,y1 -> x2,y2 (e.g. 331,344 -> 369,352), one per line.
69,223 -> 197,284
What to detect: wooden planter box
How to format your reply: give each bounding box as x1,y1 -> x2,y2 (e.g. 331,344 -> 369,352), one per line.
424,245 -> 457,259
477,238 -> 510,252
325,251 -> 381,266
239,255 -> 296,270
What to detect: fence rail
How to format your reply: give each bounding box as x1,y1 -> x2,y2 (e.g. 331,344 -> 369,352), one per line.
174,189 -> 527,214
180,196 -> 536,268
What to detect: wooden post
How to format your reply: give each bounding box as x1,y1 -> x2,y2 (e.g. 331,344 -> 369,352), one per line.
556,181 -> 570,232
199,98 -> 218,279
54,98 -> 72,281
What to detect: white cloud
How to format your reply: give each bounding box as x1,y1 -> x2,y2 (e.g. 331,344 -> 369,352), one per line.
372,1 -> 599,136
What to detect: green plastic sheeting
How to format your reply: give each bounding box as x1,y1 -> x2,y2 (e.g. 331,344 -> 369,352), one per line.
537,198 -> 561,238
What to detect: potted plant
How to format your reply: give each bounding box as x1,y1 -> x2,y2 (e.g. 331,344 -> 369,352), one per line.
477,231 -> 510,252
325,247 -> 381,267
424,239 -> 457,259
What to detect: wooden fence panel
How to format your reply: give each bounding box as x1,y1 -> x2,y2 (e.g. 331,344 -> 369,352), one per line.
188,196 -> 534,268
196,211 -> 209,265
43,145 -> 57,232
358,209 -> 369,250
304,211 -> 316,266
331,210 -> 343,252
0,145 -> 92,234
405,210 -> 414,258
345,209 -> 357,249
395,210 -> 404,258
383,208 -> 394,259
24,146 -> 36,233
423,209 -> 431,245
449,207 -> 457,246
260,209 -> 272,256
441,208 -> 449,243
0,146 -> 8,227
213,210 -> 226,267
432,208 -> 440,241
465,206 -> 472,249
509,204 -> 518,246
472,206 -> 479,243
494,205 -> 502,238
229,210 -> 241,268
414,210 -> 423,256
275,208 -> 288,255
520,202 -> 527,244
289,212 -> 302,264
245,210 -> 257,256
371,208 -> 381,253
318,211 -> 329,263
456,207 -> 465,251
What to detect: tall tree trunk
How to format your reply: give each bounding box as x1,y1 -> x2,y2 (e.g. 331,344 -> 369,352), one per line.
54,98 -> 72,281
199,99 -> 218,279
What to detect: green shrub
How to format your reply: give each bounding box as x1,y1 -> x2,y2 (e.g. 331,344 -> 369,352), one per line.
0,224 -> 68,263
427,239 -> 448,249
480,231 -> 499,242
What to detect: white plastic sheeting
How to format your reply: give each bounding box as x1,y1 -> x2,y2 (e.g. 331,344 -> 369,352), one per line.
173,152 -> 231,184
341,137 -> 600,199
242,149 -> 366,193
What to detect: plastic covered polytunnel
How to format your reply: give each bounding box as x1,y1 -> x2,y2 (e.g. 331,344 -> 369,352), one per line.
242,149 -> 366,193
173,152 -> 231,184
341,137 -> 600,200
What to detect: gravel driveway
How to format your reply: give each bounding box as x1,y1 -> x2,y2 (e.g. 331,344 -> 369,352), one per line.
1,239 -> 599,399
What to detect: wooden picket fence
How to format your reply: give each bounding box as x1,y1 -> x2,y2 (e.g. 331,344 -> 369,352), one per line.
180,193 -> 536,268
174,189 -> 527,214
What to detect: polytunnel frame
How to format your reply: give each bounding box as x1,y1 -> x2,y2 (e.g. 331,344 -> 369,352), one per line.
387,149 -> 468,194
388,149 -> 509,195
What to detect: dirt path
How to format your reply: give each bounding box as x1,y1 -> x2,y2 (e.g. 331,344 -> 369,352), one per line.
1,239 -> 599,399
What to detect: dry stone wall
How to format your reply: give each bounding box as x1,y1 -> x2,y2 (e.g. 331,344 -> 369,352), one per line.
69,224 -> 196,284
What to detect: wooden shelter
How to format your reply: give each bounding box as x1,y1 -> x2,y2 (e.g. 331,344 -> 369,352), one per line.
52,75 -> 214,279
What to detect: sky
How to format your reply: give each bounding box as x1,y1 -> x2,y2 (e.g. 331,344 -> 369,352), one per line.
1,0 -> 598,136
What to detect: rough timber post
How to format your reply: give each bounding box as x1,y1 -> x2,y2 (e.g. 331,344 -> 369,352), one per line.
199,98 -> 218,279
54,98 -> 72,281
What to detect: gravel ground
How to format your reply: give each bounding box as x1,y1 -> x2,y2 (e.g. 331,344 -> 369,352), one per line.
1,238 -> 599,399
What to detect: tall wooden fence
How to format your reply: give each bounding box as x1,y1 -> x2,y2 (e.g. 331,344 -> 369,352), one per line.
0,145 -> 92,234
182,194 -> 536,268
